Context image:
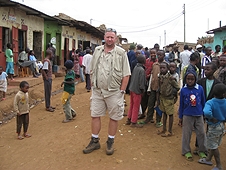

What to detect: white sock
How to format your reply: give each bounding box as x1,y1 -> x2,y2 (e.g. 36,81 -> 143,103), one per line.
108,135 -> 115,139
92,134 -> 99,138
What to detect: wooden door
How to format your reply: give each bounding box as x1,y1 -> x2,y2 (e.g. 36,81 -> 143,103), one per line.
12,26 -> 19,75
0,26 -> 5,69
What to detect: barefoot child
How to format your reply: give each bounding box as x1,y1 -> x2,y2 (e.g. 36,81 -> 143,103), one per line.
169,62 -> 180,103
198,83 -> 226,170
0,66 -> 8,101
61,60 -> 76,123
13,81 -> 31,140
126,54 -> 146,127
179,70 -> 207,161
157,62 -> 180,137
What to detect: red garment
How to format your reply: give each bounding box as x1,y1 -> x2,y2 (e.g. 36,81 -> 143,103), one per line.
144,58 -> 154,80
127,91 -> 142,123
79,56 -> 83,66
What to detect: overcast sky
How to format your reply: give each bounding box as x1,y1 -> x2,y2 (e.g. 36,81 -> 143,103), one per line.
13,0 -> 226,48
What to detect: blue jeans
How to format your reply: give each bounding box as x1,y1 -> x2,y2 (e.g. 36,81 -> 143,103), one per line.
79,66 -> 84,82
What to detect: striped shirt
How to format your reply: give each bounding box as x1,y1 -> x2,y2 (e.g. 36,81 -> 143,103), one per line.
201,55 -> 212,78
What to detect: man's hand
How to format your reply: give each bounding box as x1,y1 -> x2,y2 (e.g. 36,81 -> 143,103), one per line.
61,82 -> 64,87
17,112 -> 21,116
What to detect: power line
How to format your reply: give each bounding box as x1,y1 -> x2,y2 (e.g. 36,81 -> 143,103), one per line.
92,11 -> 183,29
118,13 -> 183,34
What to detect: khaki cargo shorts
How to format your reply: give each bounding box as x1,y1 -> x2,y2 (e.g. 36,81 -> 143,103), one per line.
90,89 -> 124,120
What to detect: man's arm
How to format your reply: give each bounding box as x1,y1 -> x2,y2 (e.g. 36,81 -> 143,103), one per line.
120,75 -> 130,91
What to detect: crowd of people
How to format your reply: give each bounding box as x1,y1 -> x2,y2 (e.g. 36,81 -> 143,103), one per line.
126,42 -> 226,170
0,28 -> 226,170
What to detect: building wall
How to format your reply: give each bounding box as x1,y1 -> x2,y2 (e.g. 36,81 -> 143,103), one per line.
213,31 -> 226,49
44,21 -> 62,58
0,7 -> 44,50
61,26 -> 77,50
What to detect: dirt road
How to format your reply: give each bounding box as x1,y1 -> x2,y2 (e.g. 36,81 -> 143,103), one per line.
0,77 -> 225,170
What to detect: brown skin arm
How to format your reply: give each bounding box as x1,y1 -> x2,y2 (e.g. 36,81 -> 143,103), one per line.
41,69 -> 48,80
120,75 -> 130,91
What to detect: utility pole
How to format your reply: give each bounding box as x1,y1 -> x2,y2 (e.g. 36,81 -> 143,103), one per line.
164,30 -> 166,46
159,36 -> 161,46
183,4 -> 186,45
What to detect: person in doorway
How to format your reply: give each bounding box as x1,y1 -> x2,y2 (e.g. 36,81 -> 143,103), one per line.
69,48 -> 76,62
5,43 -> 14,80
42,50 -> 55,112
83,28 -> 131,155
82,49 -> 93,92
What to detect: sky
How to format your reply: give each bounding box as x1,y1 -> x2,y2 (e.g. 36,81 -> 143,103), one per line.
13,0 -> 226,48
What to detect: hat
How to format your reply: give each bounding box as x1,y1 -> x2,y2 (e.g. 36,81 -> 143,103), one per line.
196,44 -> 202,49
64,60 -> 74,69
185,69 -> 197,84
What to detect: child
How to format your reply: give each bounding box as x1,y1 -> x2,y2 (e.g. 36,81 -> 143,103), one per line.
13,81 -> 31,140
0,66 -> 8,101
198,83 -> 226,170
5,43 -> 14,80
179,70 -> 207,161
182,51 -> 200,87
215,55 -> 226,84
42,50 -> 55,112
145,50 -> 165,127
197,62 -> 221,101
169,62 -> 180,103
126,54 -> 146,127
157,62 -> 180,136
61,60 -> 76,123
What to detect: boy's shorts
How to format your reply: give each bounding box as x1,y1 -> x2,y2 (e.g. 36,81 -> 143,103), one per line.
159,96 -> 174,115
206,122 -> 224,149
90,88 -> 124,121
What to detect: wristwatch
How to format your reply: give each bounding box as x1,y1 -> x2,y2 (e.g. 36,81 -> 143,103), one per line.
120,90 -> 126,94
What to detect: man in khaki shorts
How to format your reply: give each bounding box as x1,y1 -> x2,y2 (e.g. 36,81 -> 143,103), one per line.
83,28 -> 131,155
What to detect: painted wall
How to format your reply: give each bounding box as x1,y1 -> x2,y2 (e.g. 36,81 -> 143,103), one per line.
0,7 -> 44,50
213,31 -> 226,49
61,26 -> 77,50
44,21 -> 62,57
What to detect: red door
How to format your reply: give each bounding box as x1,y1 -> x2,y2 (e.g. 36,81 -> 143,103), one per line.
0,26 -> 5,69
12,26 -> 19,75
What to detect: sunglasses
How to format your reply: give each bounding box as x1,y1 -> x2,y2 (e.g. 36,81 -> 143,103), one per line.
105,28 -> 117,34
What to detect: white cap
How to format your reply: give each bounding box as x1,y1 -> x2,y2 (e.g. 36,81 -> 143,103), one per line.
196,44 -> 202,49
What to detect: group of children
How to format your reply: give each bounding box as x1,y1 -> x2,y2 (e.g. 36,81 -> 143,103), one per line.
126,47 -> 226,169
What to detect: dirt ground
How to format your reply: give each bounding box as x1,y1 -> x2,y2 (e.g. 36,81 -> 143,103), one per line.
0,77 -> 225,170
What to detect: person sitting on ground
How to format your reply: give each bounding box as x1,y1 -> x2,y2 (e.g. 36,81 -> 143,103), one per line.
126,54 -> 146,128
61,60 -> 76,123
29,50 -> 43,73
18,48 -> 40,78
198,83 -> 226,170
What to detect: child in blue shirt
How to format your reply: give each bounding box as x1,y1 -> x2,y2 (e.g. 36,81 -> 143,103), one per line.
198,83 -> 226,170
179,69 -> 207,161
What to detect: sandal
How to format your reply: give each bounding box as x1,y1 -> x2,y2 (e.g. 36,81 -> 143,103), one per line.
50,106 -> 56,109
157,130 -> 166,135
185,152 -> 193,161
18,136 -> 24,140
198,158 -> 213,166
46,108 -> 55,112
24,134 -> 32,138
198,151 -> 207,159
